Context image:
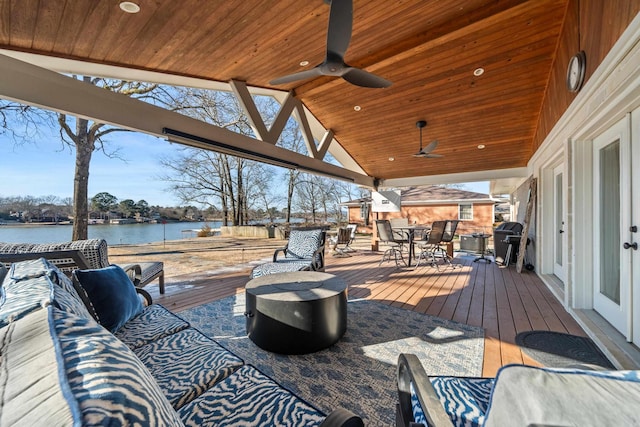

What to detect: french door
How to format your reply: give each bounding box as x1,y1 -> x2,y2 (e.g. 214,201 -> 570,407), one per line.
553,164 -> 565,282
592,116 -> 634,339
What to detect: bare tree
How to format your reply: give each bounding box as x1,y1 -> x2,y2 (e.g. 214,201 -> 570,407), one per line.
1,78 -> 158,240
159,89 -> 278,226
57,77 -> 157,239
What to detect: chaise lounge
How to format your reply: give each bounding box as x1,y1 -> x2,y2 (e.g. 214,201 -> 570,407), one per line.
0,258 -> 363,426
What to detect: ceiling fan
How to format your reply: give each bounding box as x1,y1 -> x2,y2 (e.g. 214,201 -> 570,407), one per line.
270,0 -> 391,88
413,120 -> 443,158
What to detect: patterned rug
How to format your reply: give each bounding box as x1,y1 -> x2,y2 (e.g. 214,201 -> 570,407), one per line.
516,331 -> 615,369
180,294 -> 484,426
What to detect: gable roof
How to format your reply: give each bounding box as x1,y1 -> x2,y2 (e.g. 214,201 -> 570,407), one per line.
343,185 -> 495,206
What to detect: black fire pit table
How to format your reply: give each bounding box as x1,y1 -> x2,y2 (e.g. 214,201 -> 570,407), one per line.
244,271 -> 347,354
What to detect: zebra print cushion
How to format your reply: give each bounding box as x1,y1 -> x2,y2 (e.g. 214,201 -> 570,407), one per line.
53,307 -> 185,426
250,259 -> 313,278
410,382 -> 428,426
285,229 -> 323,259
429,376 -> 494,427
114,304 -> 190,349
0,258 -> 93,327
134,328 -> 244,409
0,262 -> 7,283
177,364 -> 326,427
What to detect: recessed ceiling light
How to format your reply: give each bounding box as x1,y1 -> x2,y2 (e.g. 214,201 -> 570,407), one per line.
473,67 -> 485,76
388,157 -> 395,161
299,60 -> 310,67
119,2 -> 140,13
477,144 -> 486,149
353,105 -> 361,111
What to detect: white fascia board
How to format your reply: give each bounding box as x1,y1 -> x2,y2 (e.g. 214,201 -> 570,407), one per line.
0,49 -> 232,92
399,199 -> 496,205
0,53 -> 374,187
380,167 -> 529,189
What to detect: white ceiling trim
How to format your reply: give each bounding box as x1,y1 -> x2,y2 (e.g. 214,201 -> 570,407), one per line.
380,167 -> 529,190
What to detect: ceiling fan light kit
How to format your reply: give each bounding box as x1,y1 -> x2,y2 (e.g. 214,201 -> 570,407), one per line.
270,0 -> 391,88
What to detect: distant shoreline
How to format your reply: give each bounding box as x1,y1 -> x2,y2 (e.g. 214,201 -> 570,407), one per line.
0,220 -> 212,228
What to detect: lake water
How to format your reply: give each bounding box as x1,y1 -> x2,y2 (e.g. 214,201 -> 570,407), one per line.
0,221 -> 222,245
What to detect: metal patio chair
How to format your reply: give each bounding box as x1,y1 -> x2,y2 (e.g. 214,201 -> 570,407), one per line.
414,220 -> 447,270
376,220 -> 406,267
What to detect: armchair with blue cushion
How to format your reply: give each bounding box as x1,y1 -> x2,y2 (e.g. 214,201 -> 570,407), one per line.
250,227 -> 327,278
396,353 -> 640,427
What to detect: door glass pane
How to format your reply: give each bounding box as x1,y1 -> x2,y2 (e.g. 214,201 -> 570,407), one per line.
555,173 -> 563,266
599,141 -> 620,304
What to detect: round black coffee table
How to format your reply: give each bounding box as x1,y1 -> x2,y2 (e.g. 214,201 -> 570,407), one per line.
245,271 -> 347,354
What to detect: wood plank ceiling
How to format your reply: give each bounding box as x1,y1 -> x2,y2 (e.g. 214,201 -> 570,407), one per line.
0,0 -> 568,183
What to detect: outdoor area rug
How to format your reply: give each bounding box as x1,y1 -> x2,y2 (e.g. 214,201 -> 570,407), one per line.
180,294 -> 484,426
515,331 -> 615,369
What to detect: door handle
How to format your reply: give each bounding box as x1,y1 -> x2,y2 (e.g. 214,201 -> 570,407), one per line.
559,230 -> 564,234
623,242 -> 638,250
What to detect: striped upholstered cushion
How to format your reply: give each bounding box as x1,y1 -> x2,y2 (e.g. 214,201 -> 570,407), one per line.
426,376 -> 494,427
0,258 -> 93,328
285,229 -> 324,259
0,309 -> 78,426
115,304 -> 190,349
178,364 -> 326,426
250,259 -> 314,278
134,328 -> 244,409
52,307 -> 185,426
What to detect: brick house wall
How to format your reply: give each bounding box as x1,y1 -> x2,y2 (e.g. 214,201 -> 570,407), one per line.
348,202 -> 495,236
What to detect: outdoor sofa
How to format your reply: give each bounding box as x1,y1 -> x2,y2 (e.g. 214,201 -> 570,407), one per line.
0,258 -> 363,426
0,238 -> 165,293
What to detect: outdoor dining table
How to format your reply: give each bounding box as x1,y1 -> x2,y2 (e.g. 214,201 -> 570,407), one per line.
392,225 -> 431,266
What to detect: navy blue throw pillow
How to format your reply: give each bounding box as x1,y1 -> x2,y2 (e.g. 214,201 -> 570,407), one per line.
73,265 -> 143,333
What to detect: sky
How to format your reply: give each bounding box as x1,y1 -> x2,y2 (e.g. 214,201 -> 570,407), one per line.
1,129 -> 186,206
1,128 -> 489,207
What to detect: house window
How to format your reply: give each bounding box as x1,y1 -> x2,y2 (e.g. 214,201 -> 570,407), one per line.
459,203 -> 473,220
360,203 -> 369,220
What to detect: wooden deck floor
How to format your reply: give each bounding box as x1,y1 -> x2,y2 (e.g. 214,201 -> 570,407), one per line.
151,249 -> 586,377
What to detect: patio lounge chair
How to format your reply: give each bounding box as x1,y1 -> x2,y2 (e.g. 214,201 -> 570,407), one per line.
329,224 -> 357,256
250,227 -> 326,278
0,238 -> 165,293
396,353 -> 640,427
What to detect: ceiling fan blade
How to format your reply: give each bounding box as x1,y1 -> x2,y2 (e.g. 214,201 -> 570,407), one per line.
326,0 -> 352,58
270,67 -> 323,85
342,67 -> 392,88
422,140 -> 439,153
425,153 -> 444,158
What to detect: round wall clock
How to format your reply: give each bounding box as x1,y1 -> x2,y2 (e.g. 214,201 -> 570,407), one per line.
566,50 -> 586,93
